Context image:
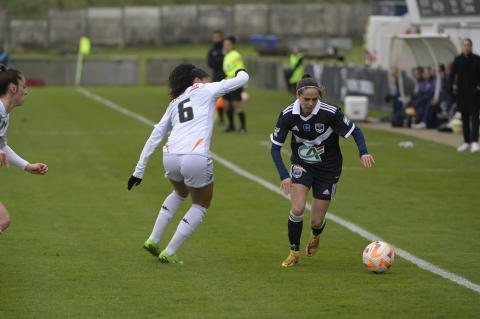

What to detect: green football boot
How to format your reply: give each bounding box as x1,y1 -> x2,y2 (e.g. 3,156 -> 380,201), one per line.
143,239 -> 160,257
158,249 -> 183,264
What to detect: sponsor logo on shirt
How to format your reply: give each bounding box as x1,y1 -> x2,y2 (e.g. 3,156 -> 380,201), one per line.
298,145 -> 325,163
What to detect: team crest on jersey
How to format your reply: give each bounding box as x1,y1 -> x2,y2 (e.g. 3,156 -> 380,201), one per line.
315,123 -> 325,133
298,145 -> 325,163
291,164 -> 306,179
303,124 -> 311,132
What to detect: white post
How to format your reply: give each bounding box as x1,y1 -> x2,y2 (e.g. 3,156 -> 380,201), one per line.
74,51 -> 84,86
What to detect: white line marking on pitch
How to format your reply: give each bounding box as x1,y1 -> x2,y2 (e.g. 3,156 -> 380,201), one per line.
76,87 -> 480,294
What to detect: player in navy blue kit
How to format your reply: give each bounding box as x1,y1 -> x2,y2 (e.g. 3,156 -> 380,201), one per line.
270,74 -> 375,267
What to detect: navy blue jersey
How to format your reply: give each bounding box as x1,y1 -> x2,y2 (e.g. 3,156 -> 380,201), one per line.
270,99 -> 355,177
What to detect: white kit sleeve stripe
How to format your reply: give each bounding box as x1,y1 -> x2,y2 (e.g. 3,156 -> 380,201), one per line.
208,70 -> 249,98
344,123 -> 356,138
270,134 -> 284,146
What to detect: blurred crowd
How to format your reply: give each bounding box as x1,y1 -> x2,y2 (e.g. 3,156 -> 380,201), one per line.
388,38 -> 480,153
388,64 -> 455,130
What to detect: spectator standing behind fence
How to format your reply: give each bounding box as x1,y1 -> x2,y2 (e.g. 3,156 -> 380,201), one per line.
223,36 -> 247,133
285,48 -> 305,95
387,67 -> 405,127
449,38 -> 480,153
207,30 -> 226,125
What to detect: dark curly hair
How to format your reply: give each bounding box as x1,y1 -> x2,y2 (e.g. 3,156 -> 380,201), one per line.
168,63 -> 197,99
0,65 -> 23,96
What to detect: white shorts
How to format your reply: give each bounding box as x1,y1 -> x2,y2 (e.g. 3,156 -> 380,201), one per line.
163,154 -> 214,188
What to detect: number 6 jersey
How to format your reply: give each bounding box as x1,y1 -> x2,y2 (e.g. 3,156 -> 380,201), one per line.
270,99 -> 355,178
133,70 -> 249,179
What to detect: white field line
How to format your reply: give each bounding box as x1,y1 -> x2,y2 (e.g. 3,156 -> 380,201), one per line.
76,87 -> 480,294
259,141 -> 456,173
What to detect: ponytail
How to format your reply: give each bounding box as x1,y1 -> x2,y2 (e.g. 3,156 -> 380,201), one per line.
0,66 -> 23,96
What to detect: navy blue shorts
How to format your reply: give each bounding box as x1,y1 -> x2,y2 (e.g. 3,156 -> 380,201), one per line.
223,87 -> 243,102
290,164 -> 339,200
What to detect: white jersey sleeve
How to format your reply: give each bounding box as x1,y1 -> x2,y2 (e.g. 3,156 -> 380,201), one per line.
0,102 -> 9,149
2,145 -> 29,170
204,70 -> 249,99
132,106 -> 173,179
0,101 -> 28,170
131,70 -> 249,179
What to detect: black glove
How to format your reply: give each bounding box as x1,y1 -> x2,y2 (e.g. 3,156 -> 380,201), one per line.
127,176 -> 142,190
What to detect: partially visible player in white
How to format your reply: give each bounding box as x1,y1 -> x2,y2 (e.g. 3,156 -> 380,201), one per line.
0,65 -> 48,235
128,63 -> 249,263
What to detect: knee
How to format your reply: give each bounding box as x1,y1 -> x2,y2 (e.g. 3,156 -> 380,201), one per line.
311,219 -> 324,228
291,209 -> 303,216
289,211 -> 303,222
174,188 -> 189,199
1,218 -> 11,232
193,200 -> 210,209
0,209 -> 11,232
290,206 -> 305,216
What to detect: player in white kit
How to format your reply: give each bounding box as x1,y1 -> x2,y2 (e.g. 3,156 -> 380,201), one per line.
128,63 -> 249,263
0,66 -> 48,235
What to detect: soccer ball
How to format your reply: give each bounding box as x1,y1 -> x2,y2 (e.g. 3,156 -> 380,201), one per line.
362,241 -> 395,273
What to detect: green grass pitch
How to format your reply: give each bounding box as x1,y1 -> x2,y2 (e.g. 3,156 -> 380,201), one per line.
1,86 -> 479,318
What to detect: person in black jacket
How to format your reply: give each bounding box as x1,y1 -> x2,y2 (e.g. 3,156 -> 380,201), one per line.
450,38 -> 480,153
207,30 -> 226,124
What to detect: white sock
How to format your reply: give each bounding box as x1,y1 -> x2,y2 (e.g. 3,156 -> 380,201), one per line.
165,204 -> 207,255
148,191 -> 186,243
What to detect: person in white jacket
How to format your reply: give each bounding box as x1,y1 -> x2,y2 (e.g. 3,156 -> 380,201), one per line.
128,63 -> 249,263
0,66 -> 48,235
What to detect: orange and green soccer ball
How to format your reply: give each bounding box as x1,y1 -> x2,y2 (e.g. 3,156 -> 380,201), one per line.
362,241 -> 395,273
